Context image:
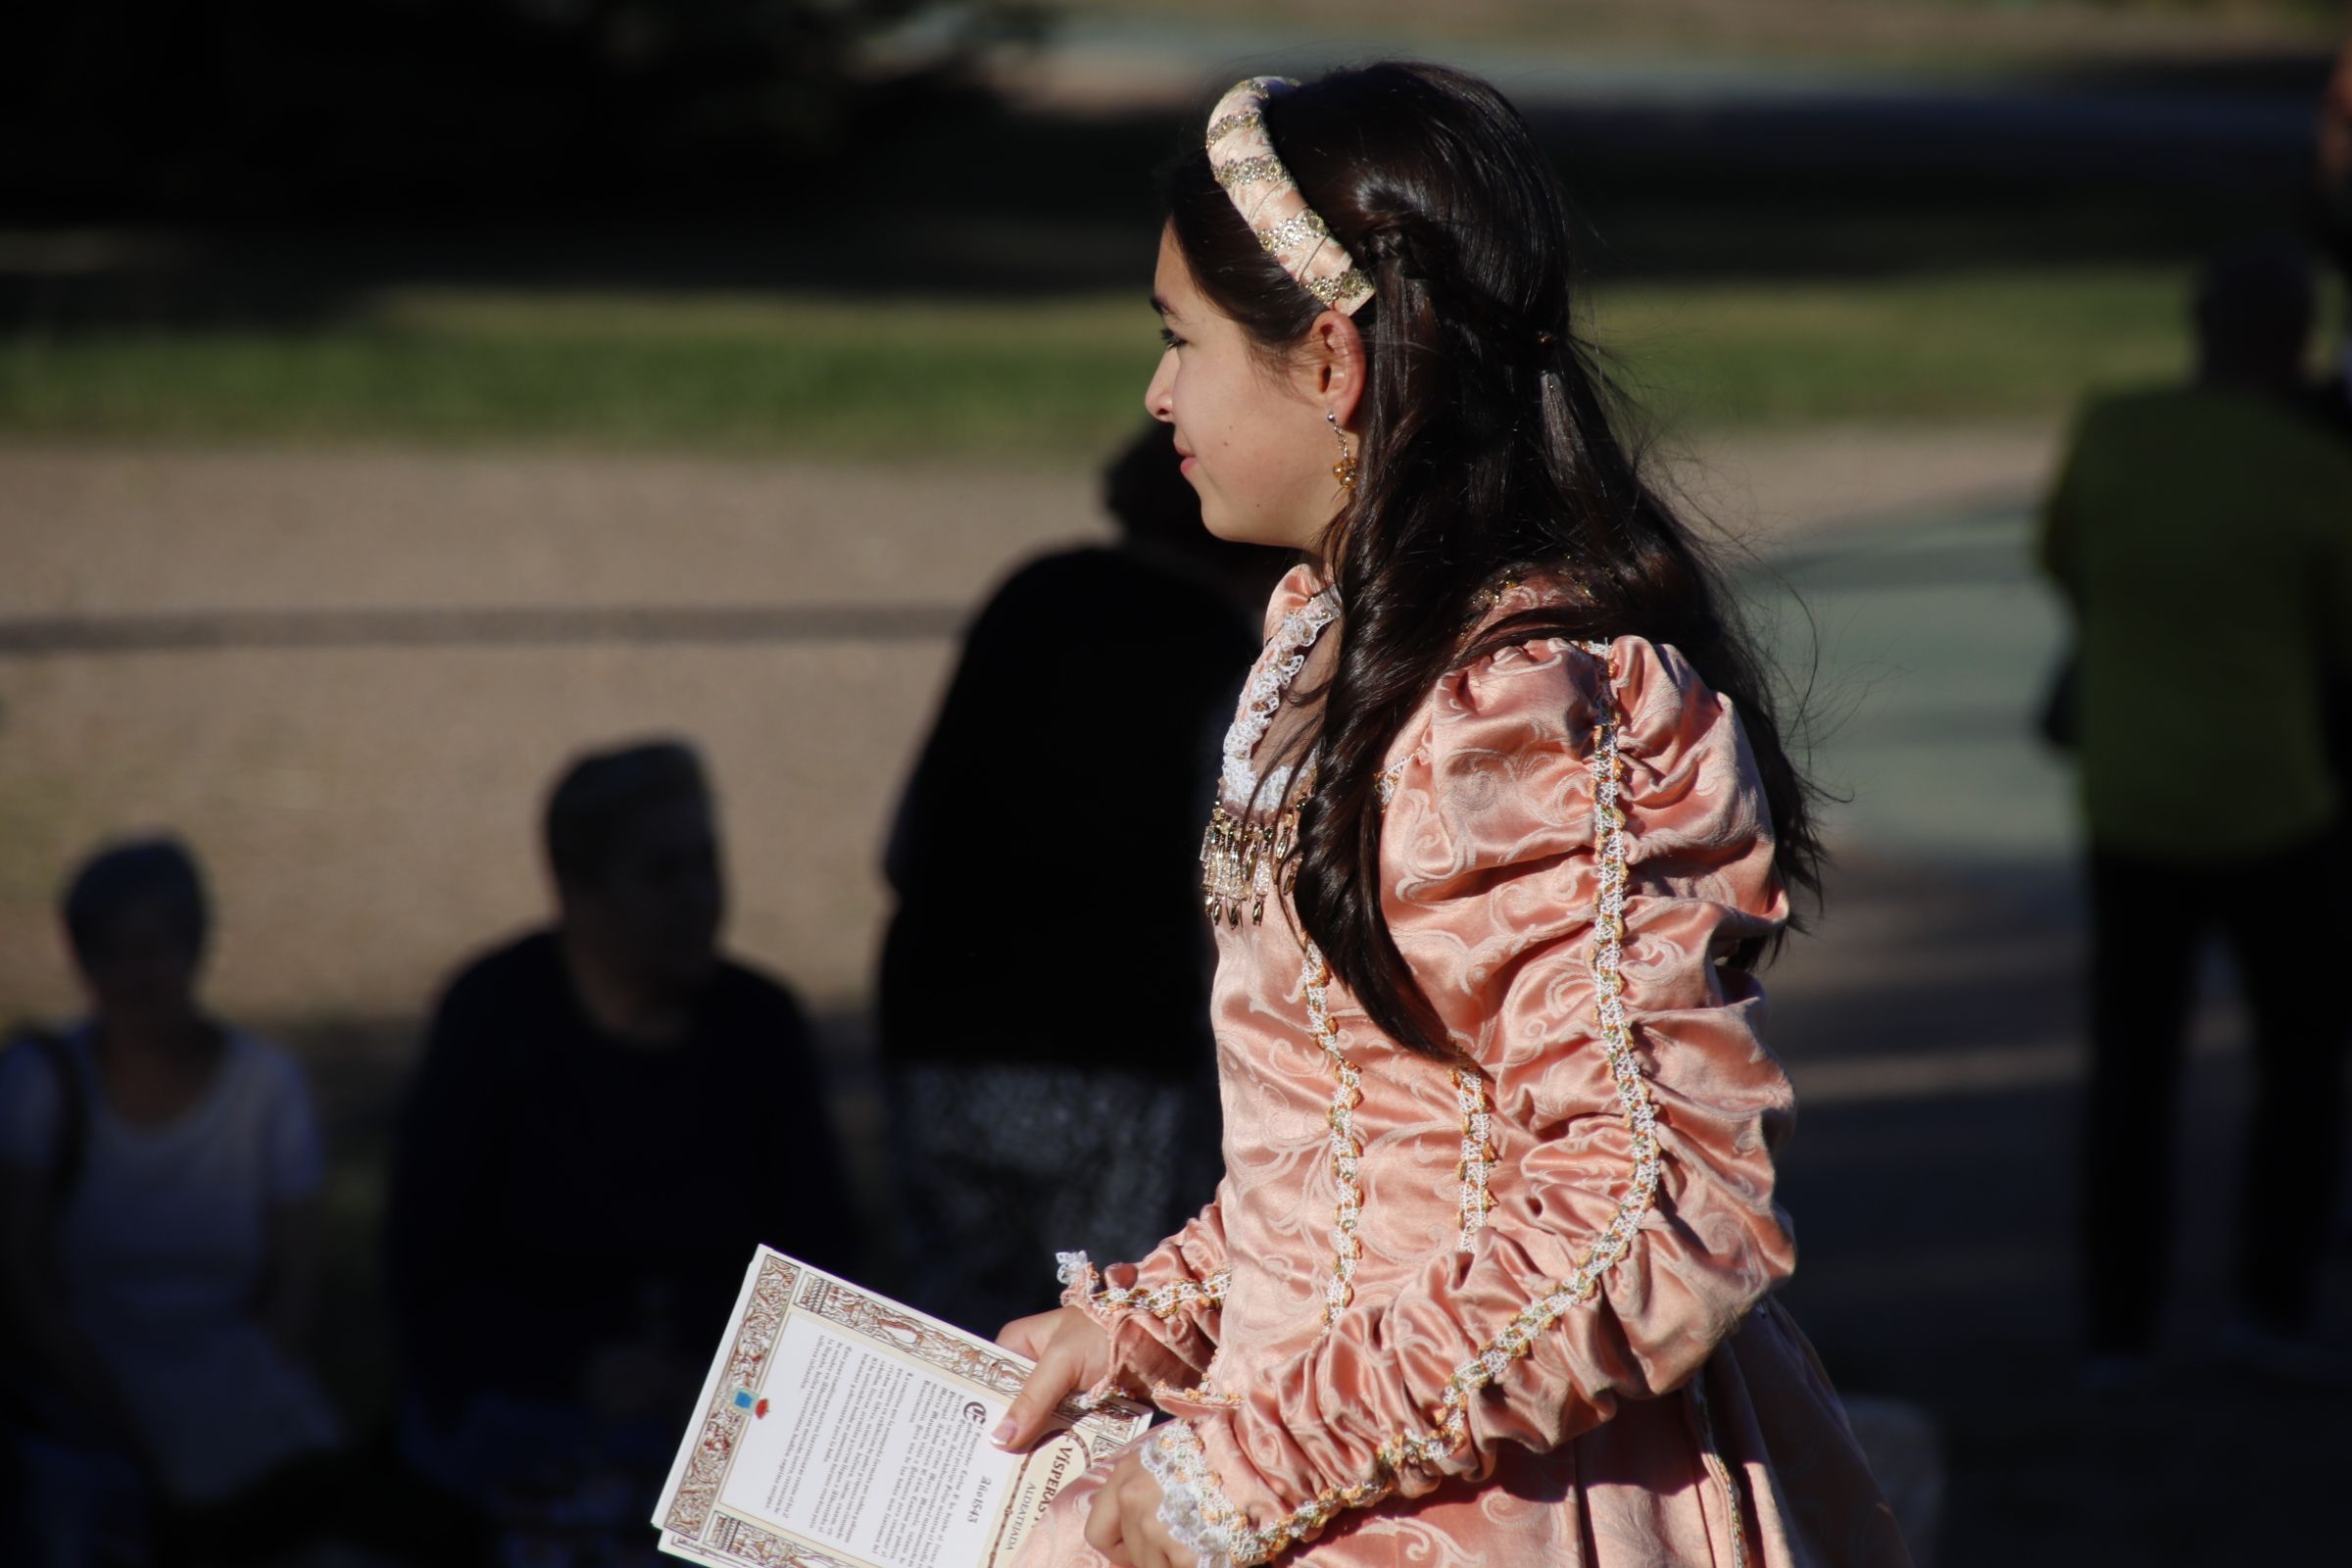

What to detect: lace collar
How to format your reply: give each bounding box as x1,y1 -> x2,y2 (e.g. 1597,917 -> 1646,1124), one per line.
1219,578 -> 1338,810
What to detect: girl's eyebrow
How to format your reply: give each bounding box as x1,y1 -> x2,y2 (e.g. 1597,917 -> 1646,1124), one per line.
1152,293 -> 1185,321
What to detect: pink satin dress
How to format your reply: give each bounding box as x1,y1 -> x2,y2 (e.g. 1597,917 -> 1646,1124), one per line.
1016,567 -> 1911,1568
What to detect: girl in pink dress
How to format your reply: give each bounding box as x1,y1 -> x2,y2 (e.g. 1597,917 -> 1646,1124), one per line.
993,63 -> 1912,1568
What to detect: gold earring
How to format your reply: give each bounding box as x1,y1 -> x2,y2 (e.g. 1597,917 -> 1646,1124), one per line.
1327,411 -> 1357,490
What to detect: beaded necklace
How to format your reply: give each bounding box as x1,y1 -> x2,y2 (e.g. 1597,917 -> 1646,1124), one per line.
1199,575 -> 1525,927
1200,587 -> 1337,927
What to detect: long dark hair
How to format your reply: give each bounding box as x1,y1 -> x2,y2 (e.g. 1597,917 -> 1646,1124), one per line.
1168,62 -> 1825,1057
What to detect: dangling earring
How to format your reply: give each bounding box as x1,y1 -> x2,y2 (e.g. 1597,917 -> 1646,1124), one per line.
1326,411 -> 1357,491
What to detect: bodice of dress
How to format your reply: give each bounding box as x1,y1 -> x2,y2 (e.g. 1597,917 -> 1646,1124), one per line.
1189,562 -> 1788,1371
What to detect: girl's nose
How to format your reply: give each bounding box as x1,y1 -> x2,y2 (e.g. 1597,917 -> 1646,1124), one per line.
1144,353 -> 1176,421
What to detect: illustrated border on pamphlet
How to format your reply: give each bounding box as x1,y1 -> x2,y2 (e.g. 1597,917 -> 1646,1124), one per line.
654,1247 -> 1149,1568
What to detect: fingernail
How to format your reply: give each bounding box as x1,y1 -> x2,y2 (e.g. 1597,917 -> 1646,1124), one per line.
991,1420 -> 1016,1447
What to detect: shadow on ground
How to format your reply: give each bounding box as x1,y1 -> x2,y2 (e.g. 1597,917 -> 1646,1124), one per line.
1768,849 -> 2347,1565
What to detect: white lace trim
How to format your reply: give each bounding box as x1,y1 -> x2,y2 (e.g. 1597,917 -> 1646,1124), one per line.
1220,590 -> 1338,808
1145,1418 -> 1385,1568
1145,1417 -> 1392,1568
1141,1423 -> 1241,1568
1056,1250 -> 1231,1322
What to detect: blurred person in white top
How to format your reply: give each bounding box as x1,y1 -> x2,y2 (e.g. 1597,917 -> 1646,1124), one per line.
0,837 -> 339,1566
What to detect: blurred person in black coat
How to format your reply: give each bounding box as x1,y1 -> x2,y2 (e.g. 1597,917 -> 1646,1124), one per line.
388,741 -> 854,1565
878,423 -> 1286,1336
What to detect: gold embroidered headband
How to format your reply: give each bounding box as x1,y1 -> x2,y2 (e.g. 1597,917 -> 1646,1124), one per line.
1205,76 -> 1375,317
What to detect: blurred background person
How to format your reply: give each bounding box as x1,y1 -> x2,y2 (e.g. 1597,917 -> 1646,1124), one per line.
0,837 -> 341,1567
2037,237 -> 2352,1388
386,740 -> 854,1566
2313,25 -> 2352,433
877,422 -> 1284,1335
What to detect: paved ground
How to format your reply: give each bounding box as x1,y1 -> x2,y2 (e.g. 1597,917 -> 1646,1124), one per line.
0,425 -> 2056,1021
2,425 -> 2341,1565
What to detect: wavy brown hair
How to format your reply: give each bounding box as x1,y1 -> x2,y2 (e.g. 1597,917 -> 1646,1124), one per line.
1170,62 -> 1825,1057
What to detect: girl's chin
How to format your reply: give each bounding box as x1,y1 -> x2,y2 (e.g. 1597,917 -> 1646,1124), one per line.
1202,511 -> 1314,551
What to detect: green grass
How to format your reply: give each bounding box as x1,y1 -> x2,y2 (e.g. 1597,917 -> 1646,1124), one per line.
0,267 -> 2209,459
0,292 -> 1167,462
1592,267 -> 2196,429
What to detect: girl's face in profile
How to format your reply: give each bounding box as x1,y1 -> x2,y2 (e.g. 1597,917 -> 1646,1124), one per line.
1146,224 -> 1353,551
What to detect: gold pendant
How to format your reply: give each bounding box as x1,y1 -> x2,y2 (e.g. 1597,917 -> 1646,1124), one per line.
1200,800 -> 1300,925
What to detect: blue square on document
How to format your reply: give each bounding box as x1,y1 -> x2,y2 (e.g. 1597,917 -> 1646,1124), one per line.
733,1391 -> 754,1409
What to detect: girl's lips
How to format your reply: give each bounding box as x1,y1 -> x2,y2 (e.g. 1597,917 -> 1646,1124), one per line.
1179,456 -> 1198,473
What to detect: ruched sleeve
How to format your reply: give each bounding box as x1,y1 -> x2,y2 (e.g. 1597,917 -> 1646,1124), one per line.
1141,635 -> 1798,1567
1056,1186 -> 1234,1397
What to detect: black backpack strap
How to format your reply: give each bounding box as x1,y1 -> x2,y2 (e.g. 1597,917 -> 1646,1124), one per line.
8,1028 -> 88,1207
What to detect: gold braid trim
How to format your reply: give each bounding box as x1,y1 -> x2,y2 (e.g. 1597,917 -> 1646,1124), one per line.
1453,1068 -> 1496,1251
1689,1371 -> 1752,1568
1298,951 -> 1365,1324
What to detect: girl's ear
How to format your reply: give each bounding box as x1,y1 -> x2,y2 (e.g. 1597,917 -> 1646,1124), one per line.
1301,309 -> 1368,430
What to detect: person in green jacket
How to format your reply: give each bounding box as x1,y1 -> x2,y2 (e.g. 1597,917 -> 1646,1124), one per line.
2038,236 -> 2352,1388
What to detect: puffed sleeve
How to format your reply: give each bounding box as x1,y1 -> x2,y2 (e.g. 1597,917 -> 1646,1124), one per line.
1056,1185 -> 1232,1396
1141,635 -> 1798,1566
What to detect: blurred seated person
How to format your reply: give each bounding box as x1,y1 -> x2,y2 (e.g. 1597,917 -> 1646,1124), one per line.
879,422 -> 1285,1336
0,837 -> 339,1566
387,740 -> 854,1560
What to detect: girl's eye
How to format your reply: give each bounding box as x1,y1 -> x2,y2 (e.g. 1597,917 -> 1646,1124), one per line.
1158,327 -> 1186,350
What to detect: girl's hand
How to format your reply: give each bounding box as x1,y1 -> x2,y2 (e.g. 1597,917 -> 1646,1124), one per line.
1086,1445 -> 1196,1568
993,1304 -> 1114,1450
